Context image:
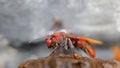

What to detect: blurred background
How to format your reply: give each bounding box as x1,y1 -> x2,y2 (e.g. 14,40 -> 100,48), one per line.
0,0 -> 120,68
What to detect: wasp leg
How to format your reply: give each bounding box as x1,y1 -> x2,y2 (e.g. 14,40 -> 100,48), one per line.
63,38 -> 68,50
67,38 -> 82,58
67,38 -> 74,49
82,43 -> 96,58
50,43 -> 59,56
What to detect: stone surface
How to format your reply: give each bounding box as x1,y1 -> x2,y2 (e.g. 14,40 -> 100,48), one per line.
19,55 -> 120,68
19,45 -> 119,68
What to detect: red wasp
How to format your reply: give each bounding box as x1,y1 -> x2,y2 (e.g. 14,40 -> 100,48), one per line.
46,32 -> 103,58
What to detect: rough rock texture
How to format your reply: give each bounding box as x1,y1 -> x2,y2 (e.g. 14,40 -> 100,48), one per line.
19,54 -> 120,68
19,46 -> 120,68
19,45 -> 120,68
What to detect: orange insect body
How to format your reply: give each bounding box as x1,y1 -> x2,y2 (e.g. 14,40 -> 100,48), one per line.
46,32 -> 102,58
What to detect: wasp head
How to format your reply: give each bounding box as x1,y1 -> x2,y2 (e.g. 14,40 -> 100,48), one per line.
46,35 -> 55,48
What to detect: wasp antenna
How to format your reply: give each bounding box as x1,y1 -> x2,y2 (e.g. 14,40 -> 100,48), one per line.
114,45 -> 120,61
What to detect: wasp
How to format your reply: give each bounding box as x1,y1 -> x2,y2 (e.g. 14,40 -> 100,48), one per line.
46,32 -> 103,58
